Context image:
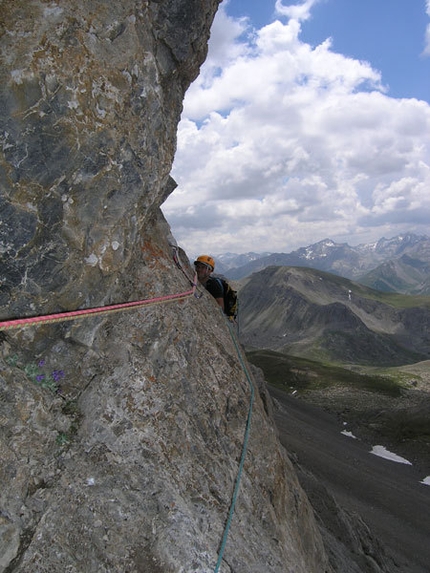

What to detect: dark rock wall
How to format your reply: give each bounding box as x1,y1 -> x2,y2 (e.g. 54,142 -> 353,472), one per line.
0,2 -> 330,572
1,0 -> 209,320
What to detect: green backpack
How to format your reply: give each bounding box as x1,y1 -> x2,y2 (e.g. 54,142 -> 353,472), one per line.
215,278 -> 238,319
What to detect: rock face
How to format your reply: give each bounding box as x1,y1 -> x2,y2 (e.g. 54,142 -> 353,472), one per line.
0,2 -> 331,572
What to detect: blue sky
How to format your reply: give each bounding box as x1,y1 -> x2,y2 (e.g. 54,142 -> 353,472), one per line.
228,1 -> 430,102
163,0 -> 430,256
311,2 -> 428,101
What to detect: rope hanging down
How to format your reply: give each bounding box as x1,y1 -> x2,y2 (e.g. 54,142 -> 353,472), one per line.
214,319 -> 255,573
0,274 -> 198,331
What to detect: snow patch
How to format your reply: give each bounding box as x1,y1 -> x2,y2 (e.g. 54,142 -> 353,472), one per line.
370,445 -> 412,465
420,476 -> 430,486
341,430 -> 357,439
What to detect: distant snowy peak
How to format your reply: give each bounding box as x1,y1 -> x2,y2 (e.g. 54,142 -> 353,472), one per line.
299,239 -> 345,260
357,233 -> 427,255
222,233 -> 430,287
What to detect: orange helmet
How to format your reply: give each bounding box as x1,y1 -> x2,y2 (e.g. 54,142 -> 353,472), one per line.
194,255 -> 215,270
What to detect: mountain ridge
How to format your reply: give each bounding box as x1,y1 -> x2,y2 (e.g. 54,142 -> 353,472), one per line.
219,233 -> 430,294
238,265 -> 430,366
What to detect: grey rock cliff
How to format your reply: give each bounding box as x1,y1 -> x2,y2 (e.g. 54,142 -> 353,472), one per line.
0,1 -> 330,572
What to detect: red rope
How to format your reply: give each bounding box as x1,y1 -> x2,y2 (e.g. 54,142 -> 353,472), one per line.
0,275 -> 198,331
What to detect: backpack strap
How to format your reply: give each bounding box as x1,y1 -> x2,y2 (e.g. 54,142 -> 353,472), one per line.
214,277 -> 225,295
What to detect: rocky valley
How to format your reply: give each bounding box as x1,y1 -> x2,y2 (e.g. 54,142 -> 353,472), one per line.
239,265 -> 430,572
239,265 -> 430,460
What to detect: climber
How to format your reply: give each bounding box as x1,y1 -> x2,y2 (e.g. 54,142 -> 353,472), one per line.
194,255 -> 224,311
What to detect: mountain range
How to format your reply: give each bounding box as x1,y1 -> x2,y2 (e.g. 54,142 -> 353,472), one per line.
217,233 -> 430,295
238,265 -> 430,367
235,249 -> 430,573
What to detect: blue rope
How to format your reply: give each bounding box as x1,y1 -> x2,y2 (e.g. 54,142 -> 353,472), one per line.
214,320 -> 255,572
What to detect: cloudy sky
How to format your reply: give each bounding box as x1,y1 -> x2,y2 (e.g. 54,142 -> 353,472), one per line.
162,0 -> 430,258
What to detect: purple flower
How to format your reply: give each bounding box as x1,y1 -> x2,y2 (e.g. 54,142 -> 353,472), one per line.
36,374 -> 45,382
38,359 -> 45,367
51,370 -> 65,382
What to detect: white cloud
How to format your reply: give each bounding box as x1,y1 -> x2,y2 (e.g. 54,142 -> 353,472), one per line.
275,0 -> 321,22
163,3 -> 430,257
